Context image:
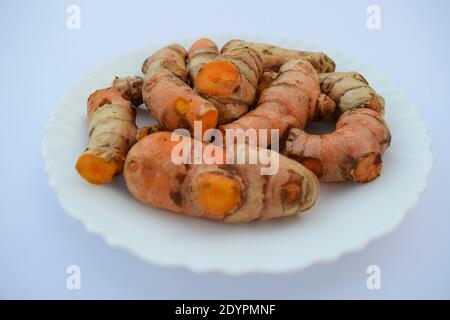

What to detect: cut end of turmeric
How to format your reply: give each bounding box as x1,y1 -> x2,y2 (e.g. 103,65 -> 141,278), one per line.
174,98 -> 190,115
199,108 -> 218,135
352,153 -> 382,183
194,172 -> 241,219
76,152 -> 118,185
195,61 -> 239,98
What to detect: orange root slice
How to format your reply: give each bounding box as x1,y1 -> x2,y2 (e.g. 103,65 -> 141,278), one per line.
174,98 -> 190,115
351,153 -> 382,183
193,172 -> 241,219
75,152 -> 118,185
195,61 -> 240,98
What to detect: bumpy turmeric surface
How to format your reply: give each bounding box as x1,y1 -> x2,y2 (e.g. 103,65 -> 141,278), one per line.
124,132 -> 319,223
142,44 -> 218,135
220,58 -> 335,145
221,40 -> 336,73
188,38 -> 219,88
111,76 -> 144,107
192,39 -> 263,124
285,108 -> 391,182
319,72 -> 385,115
76,85 -> 137,184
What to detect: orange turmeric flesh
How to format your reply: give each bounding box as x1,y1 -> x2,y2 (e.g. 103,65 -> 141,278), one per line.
141,44 -> 218,134
174,98 -> 190,115
199,109 -> 219,135
195,60 -> 239,98
190,40 -> 263,125
173,97 -> 219,136
76,152 -> 118,185
193,172 -> 241,219
77,83 -> 137,185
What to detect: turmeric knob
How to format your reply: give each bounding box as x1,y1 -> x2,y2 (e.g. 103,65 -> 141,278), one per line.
351,153 -> 382,183
76,87 -> 137,185
141,44 -> 218,134
191,41 -> 263,124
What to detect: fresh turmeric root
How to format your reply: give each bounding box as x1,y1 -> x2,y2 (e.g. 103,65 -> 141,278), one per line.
285,108 -> 391,182
124,132 -> 319,223
256,70 -> 385,117
220,57 -> 390,183
187,38 -> 219,88
141,44 -> 218,135
192,40 -> 263,124
221,40 -> 336,73
319,72 -> 385,115
220,58 -> 335,145
111,76 -> 144,107
281,72 -> 389,183
76,81 -> 138,184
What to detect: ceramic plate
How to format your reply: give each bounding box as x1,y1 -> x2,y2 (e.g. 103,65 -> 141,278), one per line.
42,35 -> 432,274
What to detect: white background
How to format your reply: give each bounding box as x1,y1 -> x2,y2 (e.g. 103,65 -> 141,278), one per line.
1,0 -> 449,299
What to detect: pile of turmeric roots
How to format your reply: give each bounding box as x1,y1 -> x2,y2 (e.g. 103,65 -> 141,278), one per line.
75,39 -> 391,223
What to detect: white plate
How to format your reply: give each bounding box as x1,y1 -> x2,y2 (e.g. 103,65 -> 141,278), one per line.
42,35 -> 432,275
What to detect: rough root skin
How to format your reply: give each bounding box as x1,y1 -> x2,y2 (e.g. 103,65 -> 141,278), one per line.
141,44 -> 218,134
221,39 -> 336,73
136,123 -> 165,141
188,38 -> 219,88
285,108 -> 391,182
76,87 -> 137,184
123,132 -> 319,223
319,72 -> 385,115
220,58 -> 330,146
193,39 -> 263,125
256,71 -> 278,99
111,76 -> 144,107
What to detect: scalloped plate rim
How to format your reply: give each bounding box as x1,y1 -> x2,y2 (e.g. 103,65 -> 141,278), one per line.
42,34 -> 433,275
